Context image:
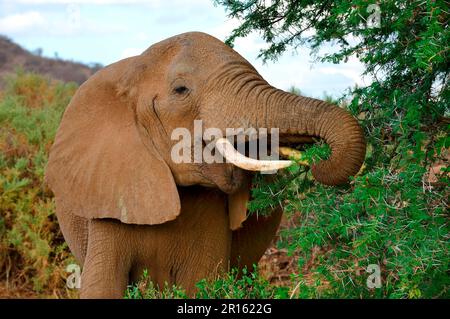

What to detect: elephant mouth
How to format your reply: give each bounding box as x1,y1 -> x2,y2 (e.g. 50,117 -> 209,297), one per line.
199,133 -> 316,194
214,134 -> 313,172
215,137 -> 293,171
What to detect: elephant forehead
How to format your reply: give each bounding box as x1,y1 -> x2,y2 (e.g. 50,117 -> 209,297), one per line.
167,60 -> 196,76
167,52 -> 242,83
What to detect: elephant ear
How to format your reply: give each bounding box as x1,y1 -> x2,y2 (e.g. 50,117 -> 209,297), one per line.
45,58 -> 180,225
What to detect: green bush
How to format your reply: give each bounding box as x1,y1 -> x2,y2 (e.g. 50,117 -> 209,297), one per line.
126,268 -> 288,299
214,0 -> 449,298
0,70 -> 78,297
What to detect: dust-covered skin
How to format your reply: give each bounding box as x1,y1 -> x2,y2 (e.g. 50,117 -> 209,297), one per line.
45,32 -> 365,298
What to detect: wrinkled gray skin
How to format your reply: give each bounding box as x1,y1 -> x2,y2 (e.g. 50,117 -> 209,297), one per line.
45,32 -> 365,298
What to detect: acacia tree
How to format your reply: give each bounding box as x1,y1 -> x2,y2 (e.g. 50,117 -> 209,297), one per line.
215,0 -> 449,298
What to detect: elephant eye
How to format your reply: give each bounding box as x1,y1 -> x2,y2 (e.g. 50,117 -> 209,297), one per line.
174,86 -> 189,95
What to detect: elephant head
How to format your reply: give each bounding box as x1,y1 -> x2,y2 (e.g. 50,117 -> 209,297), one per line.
45,32 -> 365,230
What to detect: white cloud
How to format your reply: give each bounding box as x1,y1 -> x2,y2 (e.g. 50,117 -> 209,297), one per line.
317,56 -> 368,87
209,17 -> 266,58
1,0 -> 367,96
10,0 -> 208,5
10,0 -> 158,4
318,67 -> 363,86
0,11 -> 45,33
135,32 -> 150,42
120,47 -> 144,59
209,17 -> 240,41
0,7 -> 129,37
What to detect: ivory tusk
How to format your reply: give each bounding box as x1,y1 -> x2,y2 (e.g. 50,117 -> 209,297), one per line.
215,138 -> 293,172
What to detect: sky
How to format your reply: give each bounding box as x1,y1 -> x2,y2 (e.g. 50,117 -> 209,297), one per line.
0,0 -> 368,97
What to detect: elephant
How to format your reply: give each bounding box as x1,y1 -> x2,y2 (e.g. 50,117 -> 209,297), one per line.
45,32 -> 366,298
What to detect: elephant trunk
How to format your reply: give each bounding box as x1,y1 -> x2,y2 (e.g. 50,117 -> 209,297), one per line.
264,89 -> 366,185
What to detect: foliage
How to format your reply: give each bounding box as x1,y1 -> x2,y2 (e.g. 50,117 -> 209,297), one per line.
125,270 -> 188,299
0,70 -> 78,297
216,0 -> 449,298
126,267 -> 288,299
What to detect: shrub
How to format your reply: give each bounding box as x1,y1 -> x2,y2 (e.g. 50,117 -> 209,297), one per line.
215,0 -> 449,298
125,268 -> 288,299
0,71 -> 77,297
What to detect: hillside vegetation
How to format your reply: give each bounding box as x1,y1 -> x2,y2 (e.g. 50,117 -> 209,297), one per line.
0,71 -> 77,297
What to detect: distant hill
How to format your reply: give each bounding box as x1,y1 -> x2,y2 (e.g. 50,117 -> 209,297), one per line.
0,35 -> 101,84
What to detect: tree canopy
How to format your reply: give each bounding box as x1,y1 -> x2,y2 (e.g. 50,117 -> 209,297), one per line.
216,0 -> 449,298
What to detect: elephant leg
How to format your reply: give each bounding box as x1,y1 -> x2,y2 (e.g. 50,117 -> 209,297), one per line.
230,206 -> 283,271
55,202 -> 89,265
80,219 -> 133,299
